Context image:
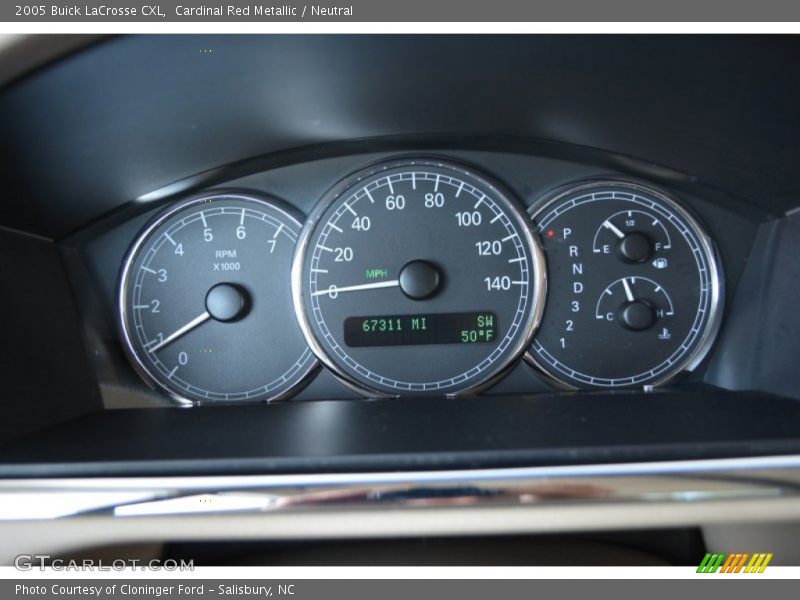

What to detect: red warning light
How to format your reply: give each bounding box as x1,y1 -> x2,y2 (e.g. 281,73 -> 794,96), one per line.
546,229 -> 557,239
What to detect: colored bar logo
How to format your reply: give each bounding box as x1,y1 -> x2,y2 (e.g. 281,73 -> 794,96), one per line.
697,552 -> 773,573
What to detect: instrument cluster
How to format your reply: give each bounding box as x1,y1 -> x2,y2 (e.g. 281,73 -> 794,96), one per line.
116,156 -> 724,405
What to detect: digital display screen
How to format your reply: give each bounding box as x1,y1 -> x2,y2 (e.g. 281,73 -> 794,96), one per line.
344,312 -> 498,348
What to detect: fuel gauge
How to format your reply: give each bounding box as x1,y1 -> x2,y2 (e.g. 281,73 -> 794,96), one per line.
592,210 -> 671,262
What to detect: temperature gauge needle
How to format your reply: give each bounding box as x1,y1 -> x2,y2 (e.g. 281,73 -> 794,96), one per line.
603,220 -> 625,239
147,311 -> 211,353
622,278 -> 636,302
311,280 -> 400,297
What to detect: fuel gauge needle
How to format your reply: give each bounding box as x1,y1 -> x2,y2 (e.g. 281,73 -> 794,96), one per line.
622,277 -> 636,302
147,311 -> 211,353
603,220 -> 625,239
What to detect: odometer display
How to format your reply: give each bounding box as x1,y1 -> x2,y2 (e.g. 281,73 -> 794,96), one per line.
293,158 -> 545,397
344,312 -> 498,348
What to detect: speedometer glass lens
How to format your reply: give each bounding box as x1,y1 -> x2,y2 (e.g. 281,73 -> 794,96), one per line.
293,158 -> 546,397
119,192 -> 318,405
526,181 -> 723,389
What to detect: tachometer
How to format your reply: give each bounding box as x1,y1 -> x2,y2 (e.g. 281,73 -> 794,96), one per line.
292,158 -> 546,397
119,191 -> 318,405
526,180 -> 723,389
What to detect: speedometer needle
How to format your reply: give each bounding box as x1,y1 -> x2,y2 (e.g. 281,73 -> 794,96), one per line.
147,311 -> 211,353
311,280 -> 400,297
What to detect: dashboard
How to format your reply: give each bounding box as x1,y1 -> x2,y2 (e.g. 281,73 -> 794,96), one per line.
1,34 -> 800,565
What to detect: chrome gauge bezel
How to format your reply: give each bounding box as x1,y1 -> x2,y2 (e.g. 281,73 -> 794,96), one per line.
291,157 -> 547,399
118,190 -> 320,406
524,179 -> 724,390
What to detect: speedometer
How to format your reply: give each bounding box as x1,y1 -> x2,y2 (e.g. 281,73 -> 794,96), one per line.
292,158 -> 546,397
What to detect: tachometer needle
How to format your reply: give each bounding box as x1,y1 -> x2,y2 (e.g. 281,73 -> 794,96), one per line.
147,311 -> 211,353
311,280 -> 400,297
622,278 -> 636,302
603,220 -> 625,239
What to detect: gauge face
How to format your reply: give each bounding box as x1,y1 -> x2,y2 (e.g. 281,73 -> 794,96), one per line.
526,181 -> 723,389
293,158 -> 545,397
119,192 -> 318,405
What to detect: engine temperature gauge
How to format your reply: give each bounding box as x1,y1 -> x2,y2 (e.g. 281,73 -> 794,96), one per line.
595,276 -> 675,331
526,180 -> 723,389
